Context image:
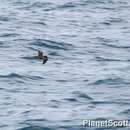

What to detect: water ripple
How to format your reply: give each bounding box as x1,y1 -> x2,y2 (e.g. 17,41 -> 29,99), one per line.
95,56 -> 130,62
0,0 -> 130,130
17,126 -> 54,130
72,91 -> 93,100
90,78 -> 130,86
31,39 -> 73,50
102,43 -> 130,49
0,73 -> 44,80
0,16 -> 10,22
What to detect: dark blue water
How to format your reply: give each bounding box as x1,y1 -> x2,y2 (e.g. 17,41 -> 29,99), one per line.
0,0 -> 130,130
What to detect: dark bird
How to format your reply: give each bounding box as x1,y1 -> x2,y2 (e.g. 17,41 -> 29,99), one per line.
38,50 -> 43,59
38,50 -> 48,64
43,55 -> 48,64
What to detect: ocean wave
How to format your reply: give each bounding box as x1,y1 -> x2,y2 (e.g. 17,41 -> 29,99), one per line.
22,56 -> 37,60
0,73 -> 24,79
31,39 -> 73,50
102,43 -> 130,49
49,52 -> 61,57
0,33 -> 19,38
91,101 -> 130,105
119,109 -> 130,115
15,1 -> 55,11
63,97 -> 78,102
29,2 -> 52,8
95,56 -> 130,62
1,0 -> 130,129
72,91 -> 93,100
0,16 -> 10,22
32,21 -> 46,26
90,78 -> 130,86
16,126 -> 54,130
0,73 -> 44,80
57,2 -> 76,9
0,41 -> 5,47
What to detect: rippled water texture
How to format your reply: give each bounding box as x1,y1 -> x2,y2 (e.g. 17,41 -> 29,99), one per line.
0,0 -> 130,130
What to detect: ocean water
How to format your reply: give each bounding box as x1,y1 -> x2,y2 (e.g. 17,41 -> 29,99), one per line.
0,0 -> 130,130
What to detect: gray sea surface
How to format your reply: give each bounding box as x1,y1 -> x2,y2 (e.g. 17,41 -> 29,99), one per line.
0,0 -> 130,130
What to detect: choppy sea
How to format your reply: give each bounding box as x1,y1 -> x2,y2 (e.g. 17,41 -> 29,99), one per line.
0,0 -> 130,130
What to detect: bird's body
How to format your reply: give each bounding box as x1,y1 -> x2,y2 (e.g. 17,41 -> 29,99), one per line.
38,50 -> 48,64
38,50 -> 43,59
43,55 -> 48,64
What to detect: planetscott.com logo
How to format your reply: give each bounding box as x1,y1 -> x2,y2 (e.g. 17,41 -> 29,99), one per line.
83,119 -> 130,128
